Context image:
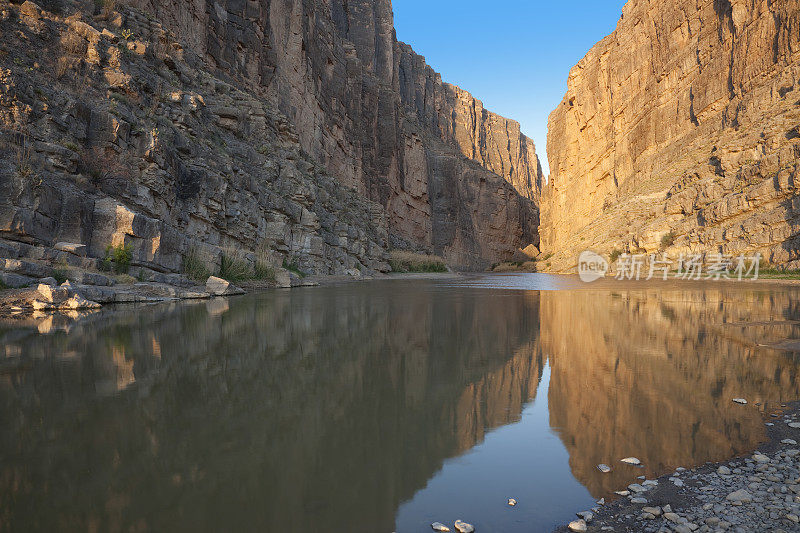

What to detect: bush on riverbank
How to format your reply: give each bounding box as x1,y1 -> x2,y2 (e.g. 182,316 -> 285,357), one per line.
183,247 -> 277,283
218,252 -> 251,282
389,251 -> 448,273
758,267 -> 800,280
490,261 -> 537,273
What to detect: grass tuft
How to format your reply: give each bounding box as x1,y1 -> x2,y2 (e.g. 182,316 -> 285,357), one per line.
253,245 -> 275,281
282,257 -> 306,278
182,247 -> 211,282
757,268 -> 800,280
254,261 -> 275,281
218,251 -> 251,282
389,251 -> 448,273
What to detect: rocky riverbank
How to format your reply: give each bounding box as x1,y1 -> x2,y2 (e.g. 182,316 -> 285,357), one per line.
558,402 -> 800,533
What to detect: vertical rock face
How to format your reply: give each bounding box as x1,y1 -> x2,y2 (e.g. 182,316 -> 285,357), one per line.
130,0 -> 542,268
542,0 -> 800,270
0,5 -> 391,277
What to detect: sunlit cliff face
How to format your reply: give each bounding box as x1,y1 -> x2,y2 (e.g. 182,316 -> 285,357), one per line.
1,283 -> 800,530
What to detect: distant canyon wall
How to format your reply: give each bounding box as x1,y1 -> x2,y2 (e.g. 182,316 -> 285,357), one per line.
542,0 -> 800,271
131,0 -> 543,268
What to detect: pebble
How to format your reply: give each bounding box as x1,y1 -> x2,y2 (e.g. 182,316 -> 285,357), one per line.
454,520 -> 474,533
732,398 -> 748,404
614,490 -> 630,496
507,498 -> 516,507
726,489 -> 753,503
431,523 -> 450,532
789,422 -> 800,429
782,439 -> 798,445
718,466 -> 732,475
568,519 -> 587,532
576,511 -> 593,522
597,463 -> 611,473
621,457 -> 642,465
630,497 -> 648,504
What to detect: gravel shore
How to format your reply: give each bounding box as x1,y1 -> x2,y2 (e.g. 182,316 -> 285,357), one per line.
557,402 -> 800,533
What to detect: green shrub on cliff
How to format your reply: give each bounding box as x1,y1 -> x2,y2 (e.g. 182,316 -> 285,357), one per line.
389,251 -> 448,273
101,243 -> 132,274
53,269 -> 68,285
661,231 -> 677,249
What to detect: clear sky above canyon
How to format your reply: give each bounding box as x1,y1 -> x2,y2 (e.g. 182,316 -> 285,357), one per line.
392,0 -> 627,175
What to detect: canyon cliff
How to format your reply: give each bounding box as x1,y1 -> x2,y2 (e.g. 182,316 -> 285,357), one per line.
0,0 -> 541,281
131,0 -> 544,266
542,0 -> 800,271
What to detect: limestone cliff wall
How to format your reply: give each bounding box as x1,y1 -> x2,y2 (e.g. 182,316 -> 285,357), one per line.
0,1 -> 391,277
129,0 -> 542,267
542,0 -> 800,271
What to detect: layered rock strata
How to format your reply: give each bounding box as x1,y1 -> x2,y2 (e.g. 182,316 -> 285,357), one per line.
542,0 -> 800,271
0,1 -> 390,276
129,0 -> 542,268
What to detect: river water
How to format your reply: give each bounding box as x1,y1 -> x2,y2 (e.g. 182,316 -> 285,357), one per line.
1,274 -> 799,532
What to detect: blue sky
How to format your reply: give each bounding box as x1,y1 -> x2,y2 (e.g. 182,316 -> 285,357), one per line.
392,1 -> 627,175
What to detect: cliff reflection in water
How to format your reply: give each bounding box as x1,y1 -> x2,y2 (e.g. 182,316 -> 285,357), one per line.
0,282 -> 544,533
544,288 -> 800,497
0,280 -> 799,532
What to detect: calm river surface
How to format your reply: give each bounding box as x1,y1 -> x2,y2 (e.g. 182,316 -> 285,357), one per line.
2,274 -> 800,532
